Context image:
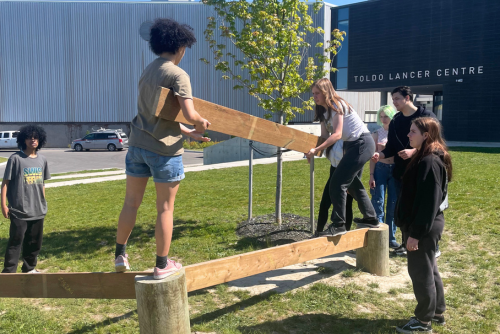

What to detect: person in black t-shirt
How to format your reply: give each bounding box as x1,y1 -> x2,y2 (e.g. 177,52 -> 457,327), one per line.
371,86 -> 437,255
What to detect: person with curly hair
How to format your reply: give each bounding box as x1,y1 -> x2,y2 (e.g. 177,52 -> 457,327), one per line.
1,125 -> 50,273
114,18 -> 210,280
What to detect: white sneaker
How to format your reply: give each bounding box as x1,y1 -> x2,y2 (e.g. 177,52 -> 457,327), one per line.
26,269 -> 40,274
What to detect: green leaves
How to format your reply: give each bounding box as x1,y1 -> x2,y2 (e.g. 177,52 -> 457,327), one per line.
202,0 -> 343,123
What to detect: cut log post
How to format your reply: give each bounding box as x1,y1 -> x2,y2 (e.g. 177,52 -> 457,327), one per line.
356,224 -> 389,276
135,269 -> 190,334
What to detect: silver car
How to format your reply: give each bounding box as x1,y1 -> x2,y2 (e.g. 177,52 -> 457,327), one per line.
71,129 -> 129,152
0,131 -> 20,149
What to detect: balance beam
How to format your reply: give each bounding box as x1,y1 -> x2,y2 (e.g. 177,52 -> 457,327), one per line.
154,87 -> 324,155
0,228 -> 375,299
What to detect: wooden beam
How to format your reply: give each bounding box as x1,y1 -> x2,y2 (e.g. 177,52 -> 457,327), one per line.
184,227 -> 368,292
0,271 -> 145,299
154,87 -> 324,155
0,229 -> 368,299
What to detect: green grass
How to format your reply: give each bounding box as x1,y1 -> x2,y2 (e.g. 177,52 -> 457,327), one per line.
0,148 -> 499,333
0,157 -> 7,164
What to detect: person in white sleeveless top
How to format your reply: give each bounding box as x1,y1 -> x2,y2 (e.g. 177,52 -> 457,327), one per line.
368,105 -> 400,249
306,78 -> 380,237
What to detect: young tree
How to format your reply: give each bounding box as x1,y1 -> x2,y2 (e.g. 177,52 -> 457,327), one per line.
202,0 -> 344,225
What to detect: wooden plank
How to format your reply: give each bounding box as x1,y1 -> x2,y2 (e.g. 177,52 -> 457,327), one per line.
184,228 -> 368,292
154,87 -> 324,155
0,271 -> 147,299
0,229 -> 368,299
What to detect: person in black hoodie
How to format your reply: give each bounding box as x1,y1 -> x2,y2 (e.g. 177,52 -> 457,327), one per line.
372,86 -> 437,255
395,117 -> 452,334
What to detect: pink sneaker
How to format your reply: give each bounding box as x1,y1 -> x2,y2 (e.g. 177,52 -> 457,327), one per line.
115,254 -> 130,272
153,259 -> 182,280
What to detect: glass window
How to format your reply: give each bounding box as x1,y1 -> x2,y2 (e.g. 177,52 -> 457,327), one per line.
336,68 -> 348,90
337,20 -> 349,68
120,133 -> 128,139
84,134 -> 94,140
12,132 -> 19,138
2,133 -> 9,138
338,8 -> 349,21
108,134 -> 118,139
95,133 -> 109,140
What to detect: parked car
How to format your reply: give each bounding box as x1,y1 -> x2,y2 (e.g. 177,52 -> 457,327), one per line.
71,129 -> 128,152
0,131 -> 20,149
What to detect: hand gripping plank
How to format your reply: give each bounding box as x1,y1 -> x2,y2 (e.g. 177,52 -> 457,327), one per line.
153,87 -> 324,155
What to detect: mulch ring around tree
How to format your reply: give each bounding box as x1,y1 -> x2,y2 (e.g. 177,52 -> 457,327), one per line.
236,213 -> 314,247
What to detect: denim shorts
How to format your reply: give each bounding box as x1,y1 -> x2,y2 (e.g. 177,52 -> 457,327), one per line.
125,146 -> 185,183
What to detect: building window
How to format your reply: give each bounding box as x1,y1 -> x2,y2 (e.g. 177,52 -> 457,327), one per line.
337,20 -> 349,68
335,8 -> 349,90
336,68 -> 348,90
338,8 -> 349,21
433,92 -> 443,121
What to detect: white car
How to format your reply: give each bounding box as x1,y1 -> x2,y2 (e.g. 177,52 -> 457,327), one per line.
71,129 -> 129,152
0,131 -> 20,149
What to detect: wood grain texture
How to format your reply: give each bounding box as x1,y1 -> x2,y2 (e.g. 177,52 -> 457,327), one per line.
154,87 -> 324,155
135,269 -> 190,334
0,229 -> 370,299
184,228 -> 369,292
356,224 -> 389,276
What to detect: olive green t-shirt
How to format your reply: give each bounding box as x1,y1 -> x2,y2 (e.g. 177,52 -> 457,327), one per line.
129,58 -> 192,156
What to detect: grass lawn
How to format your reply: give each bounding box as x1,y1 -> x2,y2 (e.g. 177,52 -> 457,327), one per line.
0,148 -> 499,333
0,157 -> 7,163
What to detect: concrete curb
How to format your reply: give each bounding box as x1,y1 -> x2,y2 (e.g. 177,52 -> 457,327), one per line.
42,154 -> 307,189
51,169 -> 125,180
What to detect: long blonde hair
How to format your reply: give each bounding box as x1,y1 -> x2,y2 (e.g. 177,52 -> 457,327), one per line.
311,78 -> 352,122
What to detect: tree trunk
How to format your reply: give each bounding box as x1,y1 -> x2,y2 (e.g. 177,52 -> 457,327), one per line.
275,112 -> 284,227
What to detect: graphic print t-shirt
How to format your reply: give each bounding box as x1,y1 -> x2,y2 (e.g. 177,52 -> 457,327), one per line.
3,152 -> 51,219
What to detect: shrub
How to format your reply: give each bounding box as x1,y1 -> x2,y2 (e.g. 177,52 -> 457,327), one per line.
183,140 -> 221,150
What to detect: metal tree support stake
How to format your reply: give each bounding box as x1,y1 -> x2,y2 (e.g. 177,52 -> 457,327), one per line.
310,155 -> 315,233
248,140 -> 253,221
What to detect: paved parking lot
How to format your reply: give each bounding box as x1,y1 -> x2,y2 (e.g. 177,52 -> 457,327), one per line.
0,148 -> 203,175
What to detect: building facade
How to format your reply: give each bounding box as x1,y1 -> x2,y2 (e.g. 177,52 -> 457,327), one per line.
331,0 -> 500,143
0,1 -> 383,147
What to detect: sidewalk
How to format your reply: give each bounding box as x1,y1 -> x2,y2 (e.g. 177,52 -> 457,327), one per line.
44,153 -> 306,188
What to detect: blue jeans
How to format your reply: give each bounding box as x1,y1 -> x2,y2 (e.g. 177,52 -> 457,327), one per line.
125,146 -> 185,183
370,162 -> 398,244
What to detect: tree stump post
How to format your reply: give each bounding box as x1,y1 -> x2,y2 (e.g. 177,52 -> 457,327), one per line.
356,224 -> 389,276
135,268 -> 190,334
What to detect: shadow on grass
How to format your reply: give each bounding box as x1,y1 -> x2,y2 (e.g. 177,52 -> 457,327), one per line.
190,291 -> 279,326
0,218 -> 201,260
238,314 -> 405,334
67,310 -> 136,334
190,253 -> 357,325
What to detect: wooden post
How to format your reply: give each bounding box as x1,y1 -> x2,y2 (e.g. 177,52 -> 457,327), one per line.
356,224 -> 389,276
135,269 -> 190,334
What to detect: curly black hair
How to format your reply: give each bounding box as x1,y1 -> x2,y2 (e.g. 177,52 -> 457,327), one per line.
149,18 -> 197,56
17,125 -> 47,151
